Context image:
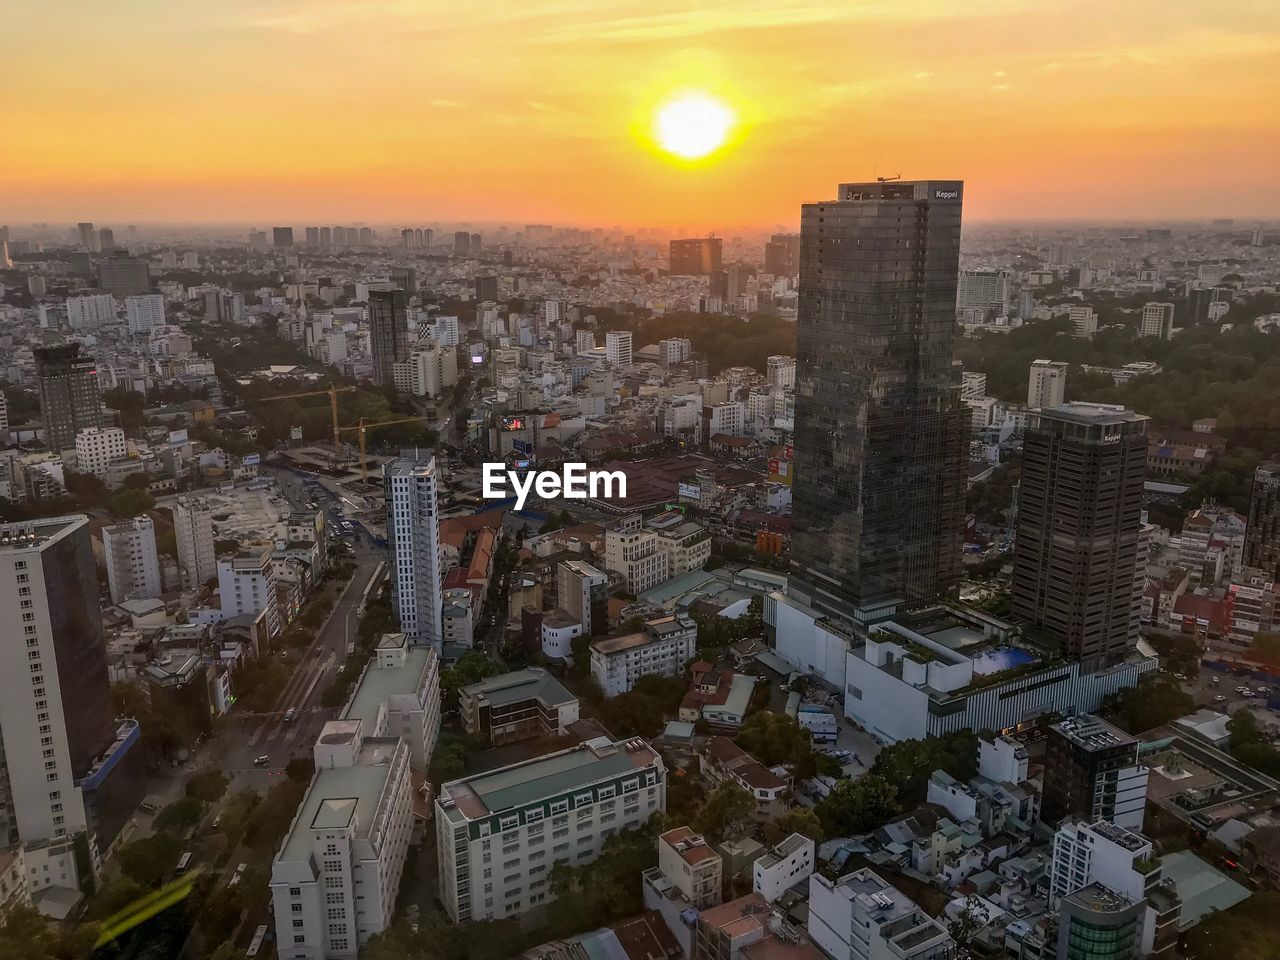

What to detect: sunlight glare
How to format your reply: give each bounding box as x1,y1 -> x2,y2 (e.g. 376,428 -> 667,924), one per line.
653,93 -> 736,160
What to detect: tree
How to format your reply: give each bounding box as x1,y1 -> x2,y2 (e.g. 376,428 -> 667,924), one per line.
694,782 -> 756,842
869,730 -> 979,805
764,807 -> 824,846
88,875 -> 147,919
116,833 -> 181,887
286,755 -> 316,784
737,713 -> 817,770
185,770 -> 229,804
1103,676 -> 1194,734
110,488 -> 155,518
0,906 -> 99,960
544,818 -> 661,937
948,895 -> 985,948
440,650 -> 504,707
1249,632 -> 1280,672
208,942 -> 245,960
816,776 -> 898,836
1183,892 -> 1280,960
155,796 -> 205,834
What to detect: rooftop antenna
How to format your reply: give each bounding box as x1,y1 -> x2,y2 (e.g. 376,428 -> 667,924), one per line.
877,173 -> 901,183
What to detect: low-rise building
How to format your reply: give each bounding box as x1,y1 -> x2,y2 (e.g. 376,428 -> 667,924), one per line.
699,737 -> 790,821
658,825 -> 723,909
807,868 -> 955,960
753,832 -> 815,904
339,634 -> 440,771
435,736 -> 666,923
590,613 -> 698,696
270,721 -> 414,960
458,669 -> 579,747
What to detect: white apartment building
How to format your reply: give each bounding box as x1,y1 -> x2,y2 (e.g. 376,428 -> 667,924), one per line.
658,394 -> 702,438
808,868 -> 955,960
604,516 -> 667,593
435,737 -> 666,923
65,294 -> 117,330
407,341 -> 456,397
659,337 -> 692,366
605,330 -> 634,367
433,315 -> 460,347
124,294 -> 165,335
218,550 -> 281,636
961,371 -> 987,401
754,833 -> 815,904
73,426 -> 126,478
270,722 -> 414,960
767,354 -> 796,389
172,496 -> 216,588
575,330 -> 596,354
658,826 -> 723,908
1027,359 -> 1068,409
1140,302 -> 1175,340
101,516 -> 162,605
957,269 -> 1012,318
1070,305 -> 1098,339
590,614 -> 697,697
707,400 -> 746,439
339,633 -> 441,770
385,454 -> 443,646
441,587 -> 475,648
651,520 -> 712,578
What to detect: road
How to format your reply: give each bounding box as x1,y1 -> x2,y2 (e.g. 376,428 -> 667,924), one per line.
1190,661 -> 1276,717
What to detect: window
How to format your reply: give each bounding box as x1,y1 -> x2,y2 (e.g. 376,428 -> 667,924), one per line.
293,920 -> 304,929
292,904 -> 303,913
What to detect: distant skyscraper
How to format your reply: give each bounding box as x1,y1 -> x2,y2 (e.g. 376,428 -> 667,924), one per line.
273,226 -> 294,247
1012,402 -> 1148,669
401,228 -> 414,248
669,237 -> 722,276
1069,305 -> 1098,339
76,221 -> 96,252
453,231 -> 471,256
35,343 -> 104,454
390,266 -> 417,295
474,275 -> 498,301
125,294 -> 165,335
172,496 -> 216,588
605,330 -> 634,367
319,226 -> 331,248
789,179 -> 968,623
1244,463 -> 1280,581
385,453 -> 443,646
102,516 -> 162,605
1139,301 -> 1175,340
97,227 -> 114,254
0,515 -> 139,882
1027,359 -> 1068,409
304,226 -> 319,246
470,232 -> 482,253
97,255 -> 151,296
369,288 -> 410,387
764,233 -> 800,278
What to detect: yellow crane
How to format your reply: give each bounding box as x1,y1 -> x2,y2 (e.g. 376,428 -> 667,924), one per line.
338,416 -> 427,482
259,384 -> 357,450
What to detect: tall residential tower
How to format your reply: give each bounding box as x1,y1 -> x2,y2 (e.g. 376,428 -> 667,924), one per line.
385,453 -> 443,646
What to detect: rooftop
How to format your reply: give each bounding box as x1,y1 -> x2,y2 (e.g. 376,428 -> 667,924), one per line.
1052,715 -> 1137,752
460,668 -> 577,710
341,646 -> 436,727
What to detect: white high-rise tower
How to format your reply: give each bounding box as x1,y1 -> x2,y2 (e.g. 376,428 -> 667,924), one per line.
385,453 -> 443,646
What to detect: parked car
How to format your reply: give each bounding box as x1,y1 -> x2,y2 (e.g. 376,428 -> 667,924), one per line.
253,755 -> 270,767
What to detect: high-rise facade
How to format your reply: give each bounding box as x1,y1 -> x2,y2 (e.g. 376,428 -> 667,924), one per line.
605,330 -> 634,366
788,179 -> 968,623
764,233 -> 800,278
35,343 -> 104,454
1012,403 -> 1147,669
273,226 -> 294,247
124,293 -> 165,334
1244,463 -> 1280,580
453,231 -> 471,256
669,237 -> 723,276
368,289 -> 410,387
172,496 -> 216,588
102,516 -> 162,605
0,516 -> 139,889
65,294 -> 117,330
97,256 -> 151,296
385,453 -> 443,646
1027,359 -> 1068,409
1139,301 -> 1175,340
1042,715 -> 1148,830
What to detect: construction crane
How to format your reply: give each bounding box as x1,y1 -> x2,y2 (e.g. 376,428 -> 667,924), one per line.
260,384 -> 357,450
338,416 -> 427,482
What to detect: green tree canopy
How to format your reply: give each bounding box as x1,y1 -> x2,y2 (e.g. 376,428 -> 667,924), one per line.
816,776 -> 899,836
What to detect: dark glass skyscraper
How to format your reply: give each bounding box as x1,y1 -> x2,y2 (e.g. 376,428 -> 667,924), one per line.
789,180 -> 968,624
35,342 -> 104,454
1243,463 -> 1280,580
368,288 -> 409,387
1011,402 -> 1148,669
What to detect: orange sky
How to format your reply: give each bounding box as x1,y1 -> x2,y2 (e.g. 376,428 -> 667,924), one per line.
4,0 -> 1280,226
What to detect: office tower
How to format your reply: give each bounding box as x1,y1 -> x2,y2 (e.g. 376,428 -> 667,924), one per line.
575,329 -> 595,354
76,221 -> 96,251
956,268 -> 1012,319
474,275 -> 498,301
453,231 -> 470,256
1139,301 -> 1175,340
125,293 -> 165,335
385,453 -> 443,646
1027,359 -> 1067,409
390,266 -> 417,295
1243,463 -> 1280,580
469,232 -> 481,253
172,496 -> 216,588
502,248 -> 513,268
789,179 -> 968,624
435,737 -> 665,923
1069,305 -> 1097,339
368,289 -> 410,386
97,255 -> 151,296
273,226 -> 294,247
0,516 -> 139,885
319,226 -> 331,248
0,238 -> 10,269
605,329 -> 633,366
35,343 -> 104,454
102,516 -> 162,605
217,550 -> 281,636
764,233 -> 801,278
432,314 -> 459,348
709,269 -> 729,300
204,289 -> 246,325
304,226 -> 319,246
401,228 -> 413,248
270,722 -> 413,958
413,228 -> 424,246
423,228 -> 433,250
65,293 -> 117,330
1042,715 -> 1148,829
97,227 -> 114,254
1012,403 -> 1147,669
358,227 -> 372,244
766,354 -> 796,389
669,237 -> 723,276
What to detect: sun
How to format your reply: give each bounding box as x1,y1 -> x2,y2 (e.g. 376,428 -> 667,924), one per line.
653,93 -> 736,160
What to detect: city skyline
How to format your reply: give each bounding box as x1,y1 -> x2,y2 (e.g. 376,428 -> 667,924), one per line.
6,1 -> 1280,225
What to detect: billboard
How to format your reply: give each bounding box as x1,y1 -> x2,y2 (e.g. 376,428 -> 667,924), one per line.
290,426 -> 303,440
677,481 -> 701,501
242,453 -> 261,466
168,429 -> 189,447
513,439 -> 532,455
500,416 -> 527,432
